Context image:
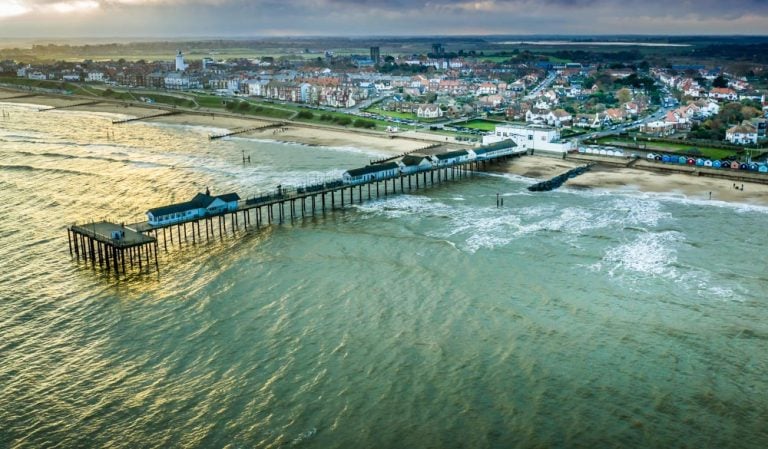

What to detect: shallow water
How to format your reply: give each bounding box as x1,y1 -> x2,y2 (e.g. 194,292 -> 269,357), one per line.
1,103 -> 767,448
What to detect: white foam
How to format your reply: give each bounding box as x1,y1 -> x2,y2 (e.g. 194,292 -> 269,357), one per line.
593,231 -> 682,279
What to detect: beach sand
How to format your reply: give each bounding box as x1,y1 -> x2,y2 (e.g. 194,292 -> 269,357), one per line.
3,89 -> 768,206
501,155 -> 768,206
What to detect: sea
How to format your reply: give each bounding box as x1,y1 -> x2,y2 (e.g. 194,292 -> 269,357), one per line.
1,102 -> 767,449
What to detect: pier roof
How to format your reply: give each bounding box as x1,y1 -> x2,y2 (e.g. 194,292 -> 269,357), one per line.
147,192 -> 240,217
434,149 -> 470,160
346,162 -> 400,177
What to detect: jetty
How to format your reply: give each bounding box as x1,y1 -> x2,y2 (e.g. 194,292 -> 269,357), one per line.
208,122 -> 286,140
67,145 -> 525,277
528,164 -> 594,192
112,110 -> 181,124
39,100 -> 102,112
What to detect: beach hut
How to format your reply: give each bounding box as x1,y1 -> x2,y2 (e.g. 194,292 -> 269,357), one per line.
655,155 -> 662,161
646,153 -> 656,160
713,160 -> 722,168
678,156 -> 687,164
598,149 -> 607,156
696,159 -> 705,166
730,161 -> 740,170
704,160 -> 713,167
578,147 -> 586,153
759,165 -> 768,173
686,158 -> 695,165
749,163 -> 759,171
662,155 -> 671,163
586,148 -> 594,154
740,163 -> 749,170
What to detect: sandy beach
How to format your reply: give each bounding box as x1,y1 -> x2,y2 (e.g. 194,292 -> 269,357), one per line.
0,90 -> 429,155
501,155 -> 768,206
3,89 -> 768,206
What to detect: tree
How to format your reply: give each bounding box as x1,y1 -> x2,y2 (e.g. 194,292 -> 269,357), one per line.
712,75 -> 728,88
615,87 -> 632,104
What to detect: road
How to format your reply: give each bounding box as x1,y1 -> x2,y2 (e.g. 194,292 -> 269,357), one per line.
524,71 -> 557,100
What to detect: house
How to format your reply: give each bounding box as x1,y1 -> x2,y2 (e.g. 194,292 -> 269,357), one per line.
709,87 -> 738,101
725,122 -> 758,145
398,155 -> 433,174
604,108 -> 626,123
641,121 -> 675,137
417,104 -> 443,119
547,109 -> 572,127
146,192 -> 240,226
86,72 -> 105,83
342,162 -> 400,184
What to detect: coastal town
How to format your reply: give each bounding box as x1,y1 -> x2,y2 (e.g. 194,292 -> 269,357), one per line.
1,40 -> 767,157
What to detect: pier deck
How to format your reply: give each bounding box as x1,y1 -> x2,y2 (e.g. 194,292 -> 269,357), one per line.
68,221 -> 158,276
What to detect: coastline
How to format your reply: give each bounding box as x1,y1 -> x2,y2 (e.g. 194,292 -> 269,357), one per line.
500,155 -> 768,206
0,89 -> 429,155
3,89 -> 768,207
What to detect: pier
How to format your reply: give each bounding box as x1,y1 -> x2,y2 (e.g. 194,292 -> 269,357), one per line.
208,122 -> 286,140
68,147 -> 524,276
112,110 -> 181,124
67,221 -> 158,277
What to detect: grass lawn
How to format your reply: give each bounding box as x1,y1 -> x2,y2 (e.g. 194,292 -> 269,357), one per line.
454,119 -> 504,131
364,107 -> 417,121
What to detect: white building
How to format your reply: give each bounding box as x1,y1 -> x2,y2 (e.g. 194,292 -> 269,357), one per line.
175,50 -> 188,72
726,123 -> 758,145
342,162 -> 400,184
164,72 -> 190,90
146,192 -> 240,226
86,72 -> 105,83
482,124 -> 572,156
417,104 -> 443,119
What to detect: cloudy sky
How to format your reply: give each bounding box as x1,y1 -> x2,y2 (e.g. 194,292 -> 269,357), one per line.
1,0 -> 768,37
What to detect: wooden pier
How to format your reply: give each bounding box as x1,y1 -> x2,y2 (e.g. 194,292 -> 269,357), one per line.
67,221 -> 158,277
208,122 -> 286,140
112,110 -> 181,124
39,100 -> 102,112
68,149 -> 524,276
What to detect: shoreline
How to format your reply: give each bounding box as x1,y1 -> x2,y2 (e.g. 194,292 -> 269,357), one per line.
3,89 -> 768,207
499,155 -> 768,206
0,89 -> 429,155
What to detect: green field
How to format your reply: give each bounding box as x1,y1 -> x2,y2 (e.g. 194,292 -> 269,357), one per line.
364,107 -> 417,121
454,119 -> 504,131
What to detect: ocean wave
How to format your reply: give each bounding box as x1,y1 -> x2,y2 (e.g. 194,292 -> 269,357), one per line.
592,231 -> 682,279
0,164 -> 94,176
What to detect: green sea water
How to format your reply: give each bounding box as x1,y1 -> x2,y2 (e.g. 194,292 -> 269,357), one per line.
1,102 -> 767,448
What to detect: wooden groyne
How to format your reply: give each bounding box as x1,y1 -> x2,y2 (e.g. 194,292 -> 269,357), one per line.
528,164 -> 594,192
208,122 -> 286,140
1,93 -> 39,100
39,101 -> 102,112
112,110 -> 181,124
